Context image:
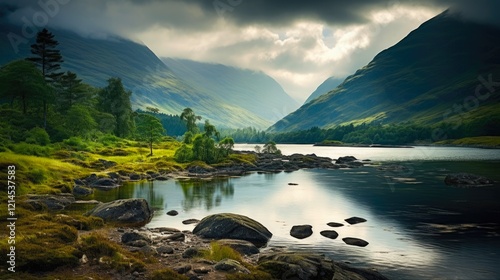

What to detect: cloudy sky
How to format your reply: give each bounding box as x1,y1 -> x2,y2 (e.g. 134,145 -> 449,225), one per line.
3,0 -> 499,102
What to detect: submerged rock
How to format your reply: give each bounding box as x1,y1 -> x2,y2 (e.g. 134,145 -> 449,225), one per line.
345,217 -> 367,225
327,222 -> 344,227
444,173 -> 494,187
182,219 -> 200,225
193,213 -> 272,247
342,237 -> 369,247
166,210 -> 179,216
290,225 -> 313,239
320,230 -> 339,239
85,198 -> 153,226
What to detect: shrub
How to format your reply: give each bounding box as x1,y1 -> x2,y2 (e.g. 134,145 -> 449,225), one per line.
174,144 -> 193,163
10,142 -> 51,156
26,168 -> 47,183
199,242 -> 242,262
63,136 -> 89,151
25,127 -> 51,146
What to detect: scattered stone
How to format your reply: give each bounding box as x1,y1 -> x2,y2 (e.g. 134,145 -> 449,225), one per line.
182,219 -> 200,225
193,266 -> 211,274
216,239 -> 259,255
129,240 -> 148,247
320,230 -> 339,239
327,222 -> 344,227
342,237 -> 369,247
129,173 -> 142,181
73,185 -> 94,197
345,217 -> 367,225
80,254 -> 88,264
336,156 -> 357,164
121,232 -> 151,245
24,193 -> 75,211
167,210 -> 179,216
193,213 -> 272,247
173,263 -> 192,274
444,173 -> 494,186
140,245 -> 158,255
157,245 -> 174,255
258,252 -> 334,280
182,247 -> 200,259
290,225 -> 313,239
214,259 -> 250,274
288,183 -> 299,185
91,177 -> 120,189
165,232 -> 185,242
155,227 -> 181,233
98,158 -> 117,169
85,198 -> 153,226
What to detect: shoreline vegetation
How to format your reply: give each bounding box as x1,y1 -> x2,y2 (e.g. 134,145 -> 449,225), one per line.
0,137 -> 390,280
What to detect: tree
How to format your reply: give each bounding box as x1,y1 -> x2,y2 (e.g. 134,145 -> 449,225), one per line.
180,107 -> 201,133
27,28 -> 64,128
135,113 -> 165,156
218,137 -> 234,157
98,77 -> 133,138
0,60 -> 50,115
204,119 -> 220,139
57,71 -> 89,111
65,105 -> 98,137
262,141 -> 281,154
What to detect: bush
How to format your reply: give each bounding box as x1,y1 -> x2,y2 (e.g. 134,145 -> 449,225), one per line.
10,142 -> 51,156
174,144 -> 193,163
200,242 -> 243,262
26,169 -> 47,183
25,127 -> 50,146
63,136 -> 89,151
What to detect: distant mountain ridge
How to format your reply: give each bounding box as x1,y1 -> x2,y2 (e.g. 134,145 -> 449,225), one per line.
162,58 -> 299,123
268,12 -> 500,132
304,76 -> 344,104
0,23 -> 296,129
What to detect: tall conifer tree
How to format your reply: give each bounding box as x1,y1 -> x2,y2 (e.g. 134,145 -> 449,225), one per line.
27,28 -> 63,128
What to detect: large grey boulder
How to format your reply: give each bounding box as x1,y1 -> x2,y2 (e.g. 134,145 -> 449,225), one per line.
85,198 -> 153,226
193,213 -> 272,247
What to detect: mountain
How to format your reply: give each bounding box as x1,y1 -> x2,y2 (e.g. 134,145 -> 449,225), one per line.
268,12 -> 500,132
0,24 -> 294,129
304,77 -> 343,104
162,58 -> 299,123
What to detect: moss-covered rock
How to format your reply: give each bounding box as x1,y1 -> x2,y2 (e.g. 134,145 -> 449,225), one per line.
193,213 -> 272,247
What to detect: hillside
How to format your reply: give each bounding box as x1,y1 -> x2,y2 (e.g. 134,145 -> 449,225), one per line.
304,76 -> 344,104
0,24 -> 289,129
163,58 -> 299,123
268,12 -> 500,132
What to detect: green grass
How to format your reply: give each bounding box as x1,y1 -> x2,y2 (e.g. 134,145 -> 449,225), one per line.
199,241 -> 243,262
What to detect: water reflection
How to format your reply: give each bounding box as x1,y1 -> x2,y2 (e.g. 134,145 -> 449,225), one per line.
176,179 -> 234,211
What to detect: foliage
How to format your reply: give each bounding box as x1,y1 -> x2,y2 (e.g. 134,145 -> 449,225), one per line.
174,144 -> 193,163
180,107 -> 202,133
26,28 -> 64,82
25,127 -> 51,146
134,113 -> 165,156
183,131 -> 194,144
192,134 -> 220,164
65,105 -> 98,136
0,60 -> 51,115
218,137 -> 235,157
98,77 -> 133,138
199,242 -> 243,262
262,141 -> 281,154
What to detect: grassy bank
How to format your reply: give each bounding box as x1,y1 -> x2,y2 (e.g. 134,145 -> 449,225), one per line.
435,136 -> 500,148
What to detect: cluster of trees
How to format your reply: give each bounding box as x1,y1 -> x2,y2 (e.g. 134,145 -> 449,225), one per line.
0,29 -> 141,146
174,108 -> 235,164
224,120 -> 500,145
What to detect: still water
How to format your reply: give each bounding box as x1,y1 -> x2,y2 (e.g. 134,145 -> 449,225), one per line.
93,145 -> 500,279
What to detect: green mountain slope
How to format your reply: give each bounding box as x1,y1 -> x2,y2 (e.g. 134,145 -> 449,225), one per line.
163,58 -> 299,123
304,76 -> 343,104
0,24 -> 286,129
268,12 -> 500,132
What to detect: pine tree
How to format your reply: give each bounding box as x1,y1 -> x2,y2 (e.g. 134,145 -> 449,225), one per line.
27,28 -> 64,128
98,77 -> 134,138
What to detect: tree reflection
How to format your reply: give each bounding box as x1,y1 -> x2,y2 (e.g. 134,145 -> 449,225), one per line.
177,179 -> 234,211
133,181 -> 165,210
